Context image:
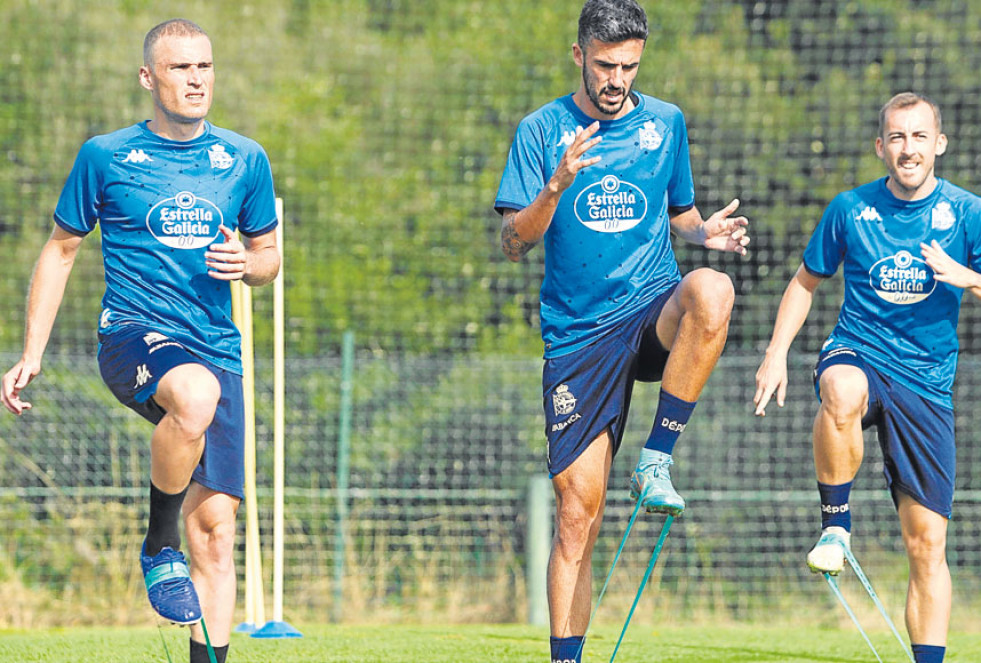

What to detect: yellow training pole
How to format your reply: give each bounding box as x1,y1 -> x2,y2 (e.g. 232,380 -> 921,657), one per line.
272,199 -> 286,623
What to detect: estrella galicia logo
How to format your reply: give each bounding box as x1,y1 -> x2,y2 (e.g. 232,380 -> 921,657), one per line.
869,250 -> 936,304
573,175 -> 647,233
146,191 -> 223,249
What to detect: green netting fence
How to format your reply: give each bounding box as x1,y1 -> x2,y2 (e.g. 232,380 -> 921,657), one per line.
3,0 -> 981,627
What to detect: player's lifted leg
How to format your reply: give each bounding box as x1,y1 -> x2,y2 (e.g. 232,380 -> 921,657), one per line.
631,268 -> 734,516
806,361 -> 867,575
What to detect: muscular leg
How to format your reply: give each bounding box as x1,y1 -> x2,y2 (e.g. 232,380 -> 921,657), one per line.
548,431 -> 613,638
813,365 -> 868,483
184,483 -> 241,648
898,493 -> 950,648
144,364 -> 221,557
655,268 -> 734,400
151,364 -> 221,493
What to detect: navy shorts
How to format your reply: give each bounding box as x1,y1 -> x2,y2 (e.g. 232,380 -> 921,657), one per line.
542,285 -> 677,477
813,347 -> 955,518
98,325 -> 246,499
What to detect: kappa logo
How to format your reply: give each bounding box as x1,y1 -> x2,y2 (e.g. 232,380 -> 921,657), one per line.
208,144 -> 234,170
556,128 -> 580,147
142,332 -> 169,346
857,206 -> 882,222
552,384 -> 577,416
932,202 -> 956,230
99,308 -> 112,328
638,120 -> 663,150
134,364 -> 152,389
122,149 -> 152,164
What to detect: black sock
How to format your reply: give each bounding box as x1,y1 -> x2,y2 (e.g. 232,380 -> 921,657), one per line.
144,483 -> 188,557
190,639 -> 229,663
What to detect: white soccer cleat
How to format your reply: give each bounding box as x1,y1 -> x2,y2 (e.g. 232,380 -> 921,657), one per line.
806,526 -> 851,575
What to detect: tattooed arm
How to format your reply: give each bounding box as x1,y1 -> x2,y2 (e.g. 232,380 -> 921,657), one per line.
501,210 -> 538,261
499,122 -> 603,262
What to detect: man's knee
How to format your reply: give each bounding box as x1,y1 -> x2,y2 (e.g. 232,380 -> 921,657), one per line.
554,497 -> 603,557
186,517 -> 236,572
156,365 -> 221,439
818,367 -> 868,426
683,269 -> 735,330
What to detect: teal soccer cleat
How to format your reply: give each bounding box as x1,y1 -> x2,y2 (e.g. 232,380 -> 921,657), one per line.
629,449 -> 685,516
141,541 -> 202,625
806,526 -> 851,575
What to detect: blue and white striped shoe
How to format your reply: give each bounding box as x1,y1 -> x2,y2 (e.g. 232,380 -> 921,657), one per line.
141,541 -> 202,625
806,526 -> 851,575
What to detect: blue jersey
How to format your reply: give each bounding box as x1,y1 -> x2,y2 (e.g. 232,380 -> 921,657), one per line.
804,177 -> 981,406
54,121 -> 278,374
495,93 -> 694,358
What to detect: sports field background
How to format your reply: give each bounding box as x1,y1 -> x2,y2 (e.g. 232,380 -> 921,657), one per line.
3,0 -> 981,634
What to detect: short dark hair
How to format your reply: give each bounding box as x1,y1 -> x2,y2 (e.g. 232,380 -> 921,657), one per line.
578,0 -> 648,52
143,18 -> 209,68
878,92 -> 942,136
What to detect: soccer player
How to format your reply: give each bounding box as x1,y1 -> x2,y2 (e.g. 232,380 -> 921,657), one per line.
494,1 -> 748,660
754,92 -> 980,663
0,19 -> 279,663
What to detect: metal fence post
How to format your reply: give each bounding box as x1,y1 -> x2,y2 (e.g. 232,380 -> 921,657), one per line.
527,474 -> 552,626
333,331 -> 355,623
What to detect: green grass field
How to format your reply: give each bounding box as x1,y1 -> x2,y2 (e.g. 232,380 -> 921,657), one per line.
2,624 -> 981,662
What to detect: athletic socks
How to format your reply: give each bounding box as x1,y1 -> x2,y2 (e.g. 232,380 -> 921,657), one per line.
643,389 -> 696,455
818,481 -> 852,532
911,643 -> 945,663
144,483 -> 188,557
191,639 -> 229,663
550,635 -> 584,663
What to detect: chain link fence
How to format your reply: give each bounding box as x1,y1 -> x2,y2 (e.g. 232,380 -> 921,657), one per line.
2,0 -> 981,627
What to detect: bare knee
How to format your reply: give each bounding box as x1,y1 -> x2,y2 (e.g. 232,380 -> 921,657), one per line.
186,517 -> 237,574
554,499 -> 603,560
682,269 -> 735,333
157,366 -> 221,440
818,370 -> 868,429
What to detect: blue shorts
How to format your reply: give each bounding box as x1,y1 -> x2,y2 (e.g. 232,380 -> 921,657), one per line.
542,286 -> 677,477
814,347 -> 955,518
98,325 -> 246,499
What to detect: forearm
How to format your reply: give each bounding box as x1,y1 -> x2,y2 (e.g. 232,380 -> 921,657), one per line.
22,239 -> 78,363
501,184 -> 563,261
668,206 -> 706,245
764,268 -> 818,358
242,245 -> 281,287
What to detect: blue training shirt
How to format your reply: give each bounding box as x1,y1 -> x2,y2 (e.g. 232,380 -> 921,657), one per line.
54,121 -> 278,375
804,177 -> 981,406
495,93 -> 694,358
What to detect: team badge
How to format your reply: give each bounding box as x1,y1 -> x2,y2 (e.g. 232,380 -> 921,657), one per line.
208,144 -> 235,170
931,202 -> 956,231
638,121 -> 662,150
552,384 -> 577,416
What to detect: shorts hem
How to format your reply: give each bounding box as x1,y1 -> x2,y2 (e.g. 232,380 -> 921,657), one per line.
191,475 -> 245,501
890,481 -> 952,520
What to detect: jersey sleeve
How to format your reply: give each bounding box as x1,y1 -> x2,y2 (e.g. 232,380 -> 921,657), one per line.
666,110 -> 695,211
803,196 -> 848,277
53,139 -> 104,236
494,117 -> 547,214
965,198 -> 981,273
238,145 -> 278,237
